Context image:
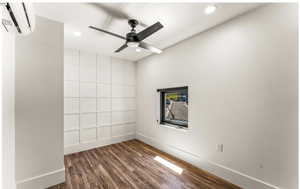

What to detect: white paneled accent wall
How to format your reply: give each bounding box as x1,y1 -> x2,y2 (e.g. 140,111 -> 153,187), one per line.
64,49 -> 136,154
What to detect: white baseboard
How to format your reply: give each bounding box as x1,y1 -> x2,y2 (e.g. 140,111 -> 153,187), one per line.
16,135 -> 135,189
16,168 -> 65,189
136,132 -> 280,189
64,134 -> 135,155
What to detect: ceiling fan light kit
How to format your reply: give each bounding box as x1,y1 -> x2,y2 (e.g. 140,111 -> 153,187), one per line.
89,18 -> 164,54
127,41 -> 139,48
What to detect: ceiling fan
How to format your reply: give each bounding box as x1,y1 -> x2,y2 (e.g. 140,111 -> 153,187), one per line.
89,3 -> 148,28
89,19 -> 164,54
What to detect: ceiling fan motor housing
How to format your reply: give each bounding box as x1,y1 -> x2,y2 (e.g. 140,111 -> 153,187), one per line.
128,19 -> 139,29
126,32 -> 139,42
127,19 -> 140,43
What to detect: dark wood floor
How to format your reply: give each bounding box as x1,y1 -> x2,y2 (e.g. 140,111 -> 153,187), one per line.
48,140 -> 242,189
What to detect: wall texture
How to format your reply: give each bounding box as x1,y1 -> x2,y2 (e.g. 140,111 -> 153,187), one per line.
15,16 -> 64,189
64,49 -> 136,154
136,4 -> 297,189
1,16 -> 15,189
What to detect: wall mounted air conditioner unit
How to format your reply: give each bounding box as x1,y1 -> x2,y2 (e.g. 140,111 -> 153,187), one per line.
1,2 -> 35,35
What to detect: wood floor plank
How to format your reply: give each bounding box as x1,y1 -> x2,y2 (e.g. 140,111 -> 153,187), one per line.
48,140 -> 242,189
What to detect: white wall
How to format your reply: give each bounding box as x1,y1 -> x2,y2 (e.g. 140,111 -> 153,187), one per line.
15,16 -> 64,189
64,49 -> 136,154
1,12 -> 16,189
136,4 -> 297,189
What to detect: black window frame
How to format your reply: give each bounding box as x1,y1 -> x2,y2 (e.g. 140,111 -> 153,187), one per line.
157,86 -> 188,128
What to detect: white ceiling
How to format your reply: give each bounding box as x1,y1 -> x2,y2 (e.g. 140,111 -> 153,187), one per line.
34,3 -> 262,61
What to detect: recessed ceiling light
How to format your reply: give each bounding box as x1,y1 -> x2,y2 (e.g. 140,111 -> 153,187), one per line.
136,48 -> 141,52
73,31 -> 81,37
204,5 -> 217,15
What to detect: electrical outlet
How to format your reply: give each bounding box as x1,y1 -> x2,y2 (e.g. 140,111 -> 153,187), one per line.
216,144 -> 223,152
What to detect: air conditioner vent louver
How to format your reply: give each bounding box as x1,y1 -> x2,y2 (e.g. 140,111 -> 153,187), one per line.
1,2 -> 35,35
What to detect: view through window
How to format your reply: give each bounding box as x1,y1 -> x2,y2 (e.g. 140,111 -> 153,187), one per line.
159,87 -> 188,127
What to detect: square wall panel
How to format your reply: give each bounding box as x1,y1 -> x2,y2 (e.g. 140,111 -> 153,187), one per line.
112,125 -> 124,137
97,127 -> 111,140
64,51 -> 73,66
97,55 -> 111,84
125,98 -> 136,110
111,60 -> 136,85
64,49 -> 79,65
112,124 -> 134,137
124,61 -> 136,85
125,111 -> 136,123
64,81 -> 79,97
112,111 -> 135,125
112,124 -> 135,136
64,49 -> 79,81
124,86 -> 135,97
112,85 -> 124,98
80,52 -> 97,82
80,98 -> 97,113
80,128 -> 97,142
112,111 -> 125,125
111,98 -> 123,111
124,124 -> 135,135
64,98 -> 79,114
64,114 -> 79,131
80,83 -> 97,97
97,84 -> 111,98
112,98 -> 136,111
126,62 -> 136,85
112,85 -> 135,98
98,98 -> 111,112
64,131 -> 79,147
98,112 -> 111,126
80,113 -> 97,129
112,59 -> 125,85
64,63 -> 79,81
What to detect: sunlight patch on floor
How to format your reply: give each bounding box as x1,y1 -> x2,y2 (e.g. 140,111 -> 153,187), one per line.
154,156 -> 183,174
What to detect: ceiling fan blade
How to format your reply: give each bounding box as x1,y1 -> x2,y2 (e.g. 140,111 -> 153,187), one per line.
90,3 -> 148,28
137,22 -> 163,41
89,26 -> 126,40
137,21 -> 148,28
115,44 -> 128,53
91,3 -> 130,20
139,42 -> 162,54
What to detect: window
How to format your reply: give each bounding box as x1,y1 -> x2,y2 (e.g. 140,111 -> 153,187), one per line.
158,86 -> 188,128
